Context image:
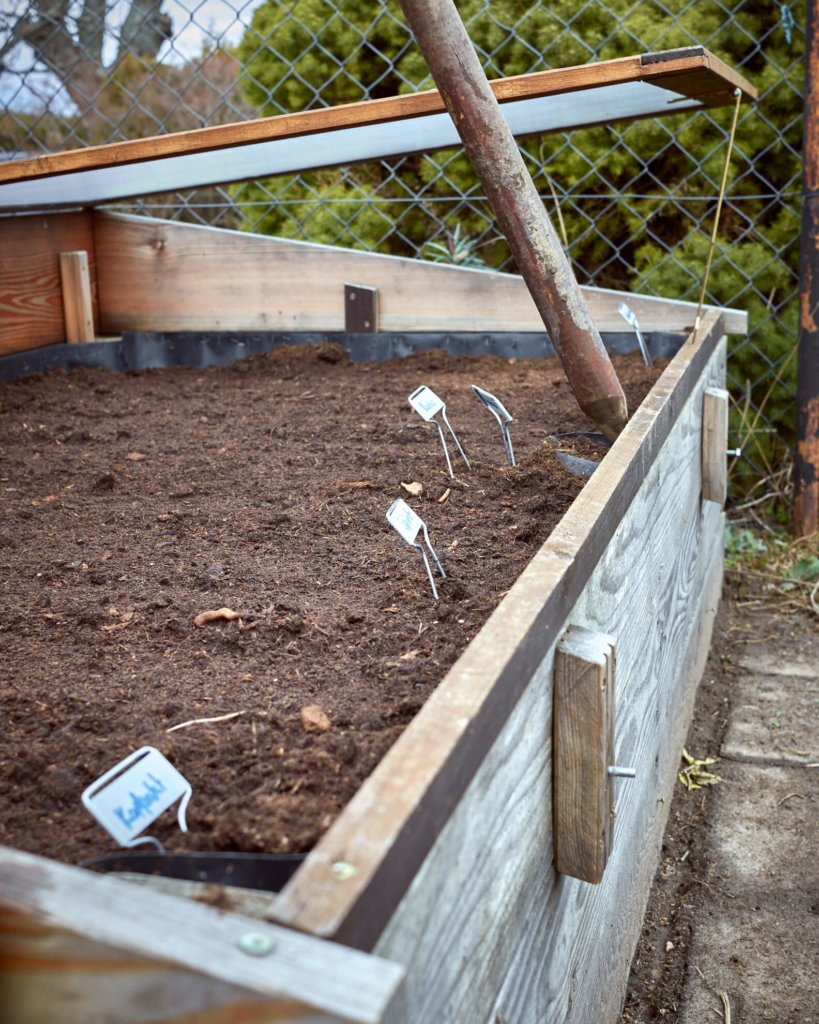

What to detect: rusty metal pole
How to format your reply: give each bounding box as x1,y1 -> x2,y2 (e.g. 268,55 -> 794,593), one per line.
795,0 -> 819,536
396,0 -> 628,441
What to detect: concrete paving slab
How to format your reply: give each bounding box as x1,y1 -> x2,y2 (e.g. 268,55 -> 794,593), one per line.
679,760 -> 819,1024
721,659 -> 818,766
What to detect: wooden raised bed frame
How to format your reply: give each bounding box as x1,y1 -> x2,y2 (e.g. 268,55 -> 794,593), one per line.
0,210 -> 736,1021
0,44 -> 751,1018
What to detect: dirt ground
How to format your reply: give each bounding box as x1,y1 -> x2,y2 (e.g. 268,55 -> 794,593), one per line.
621,592 -> 817,1024
0,342 -> 662,865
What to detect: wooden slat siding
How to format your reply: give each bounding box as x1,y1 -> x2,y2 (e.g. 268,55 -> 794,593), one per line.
270,310 -> 726,949
365,341 -> 725,1022
0,50 -> 755,188
702,386 -> 729,505
0,212 -> 98,355
91,211 -> 747,337
0,847 -> 405,1024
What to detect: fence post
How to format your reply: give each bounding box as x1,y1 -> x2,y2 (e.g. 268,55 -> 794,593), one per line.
395,0 -> 628,442
795,0 -> 819,537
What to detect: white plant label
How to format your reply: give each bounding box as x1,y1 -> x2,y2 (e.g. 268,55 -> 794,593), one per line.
81,745 -> 192,849
387,497 -> 423,546
386,498 -> 445,599
408,385 -> 445,421
407,385 -> 471,477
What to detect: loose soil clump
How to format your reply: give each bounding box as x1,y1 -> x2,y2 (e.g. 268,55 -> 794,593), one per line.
0,344 -> 661,865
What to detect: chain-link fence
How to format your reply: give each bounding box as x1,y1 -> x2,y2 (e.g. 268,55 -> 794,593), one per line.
0,0 -> 805,515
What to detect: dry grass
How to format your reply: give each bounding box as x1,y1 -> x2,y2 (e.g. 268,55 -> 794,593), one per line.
724,522 -> 819,616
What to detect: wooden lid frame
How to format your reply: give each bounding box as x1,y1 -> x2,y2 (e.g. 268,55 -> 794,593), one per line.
0,48 -> 755,213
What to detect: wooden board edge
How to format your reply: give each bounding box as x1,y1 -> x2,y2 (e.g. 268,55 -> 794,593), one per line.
0,51 -> 754,186
269,311 -> 726,947
90,211 -> 747,337
0,846 -> 405,1024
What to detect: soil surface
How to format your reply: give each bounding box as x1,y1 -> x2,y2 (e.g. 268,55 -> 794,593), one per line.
0,343 -> 662,865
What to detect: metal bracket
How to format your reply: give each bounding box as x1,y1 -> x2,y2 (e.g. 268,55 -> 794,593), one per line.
344,284 -> 378,333
554,627 -> 634,884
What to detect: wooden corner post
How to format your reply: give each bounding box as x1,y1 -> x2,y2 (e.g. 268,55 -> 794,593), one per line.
553,627 -> 619,884
701,386 -> 729,506
59,250 -> 95,343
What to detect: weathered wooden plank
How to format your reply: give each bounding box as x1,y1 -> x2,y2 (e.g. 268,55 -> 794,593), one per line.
0,847 -> 405,1024
90,212 -> 746,338
270,311 -> 726,949
362,337 -> 726,1023
0,50 -> 755,214
59,250 -> 95,343
702,386 -> 729,505
0,211 -> 97,355
553,629 -> 616,884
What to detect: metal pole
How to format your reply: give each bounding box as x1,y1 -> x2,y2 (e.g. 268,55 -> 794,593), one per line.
396,0 -> 628,442
795,0 -> 819,536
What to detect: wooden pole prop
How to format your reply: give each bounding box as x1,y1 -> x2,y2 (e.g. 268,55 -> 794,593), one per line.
396,0 -> 628,441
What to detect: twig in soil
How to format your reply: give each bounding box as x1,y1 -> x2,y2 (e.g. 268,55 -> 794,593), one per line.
776,792 -> 804,806
166,710 -> 247,733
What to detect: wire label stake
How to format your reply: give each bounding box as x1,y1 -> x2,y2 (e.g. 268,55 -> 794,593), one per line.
387,498 -> 446,599
408,384 -> 470,478
617,302 -> 652,367
472,384 -> 516,465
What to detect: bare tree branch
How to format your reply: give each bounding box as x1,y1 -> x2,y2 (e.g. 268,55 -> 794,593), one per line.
118,0 -> 172,60
1,0 -> 172,114
76,0 -> 106,65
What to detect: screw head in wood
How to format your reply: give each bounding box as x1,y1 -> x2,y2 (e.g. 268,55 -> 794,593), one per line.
238,932 -> 276,956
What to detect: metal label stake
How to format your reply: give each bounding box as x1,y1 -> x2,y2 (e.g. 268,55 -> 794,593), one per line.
617,302 -> 653,367
408,385 -> 471,477
471,384 -> 515,465
387,498 -> 446,599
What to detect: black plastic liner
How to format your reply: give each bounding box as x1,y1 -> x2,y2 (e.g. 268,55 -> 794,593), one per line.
0,330 -> 687,382
81,850 -> 306,891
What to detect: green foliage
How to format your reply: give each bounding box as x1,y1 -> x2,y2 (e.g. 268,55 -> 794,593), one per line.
232,173 -> 394,248
235,0 -> 804,465
786,556 -> 819,582
420,224 -> 490,268
725,523 -> 768,563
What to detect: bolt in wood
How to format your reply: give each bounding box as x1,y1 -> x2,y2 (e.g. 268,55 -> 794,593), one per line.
396,0 -> 628,441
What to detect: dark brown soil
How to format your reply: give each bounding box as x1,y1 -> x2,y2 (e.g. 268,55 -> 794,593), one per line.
0,343 -> 662,865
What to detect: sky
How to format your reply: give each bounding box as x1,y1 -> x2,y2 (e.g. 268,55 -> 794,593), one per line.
0,0 -> 265,114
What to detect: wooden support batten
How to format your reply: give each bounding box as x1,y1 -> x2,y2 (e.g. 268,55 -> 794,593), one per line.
59,250 -> 95,343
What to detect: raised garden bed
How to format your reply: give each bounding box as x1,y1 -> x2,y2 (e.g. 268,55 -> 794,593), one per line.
0,340 -> 664,865
0,210 -> 739,1024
